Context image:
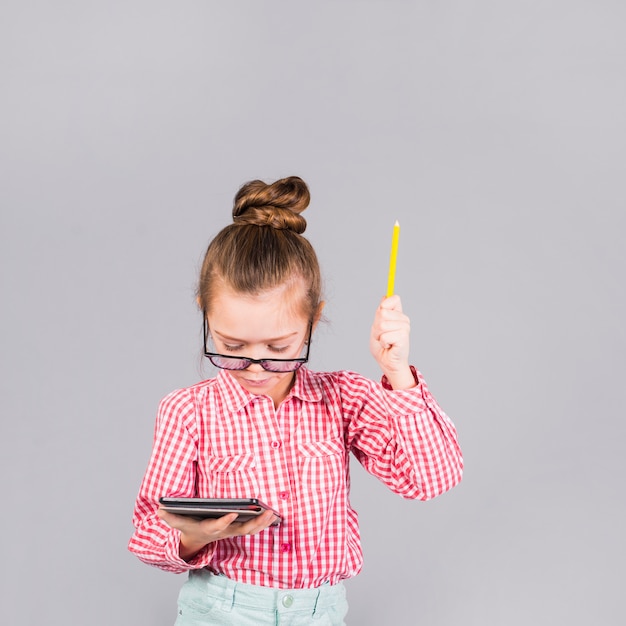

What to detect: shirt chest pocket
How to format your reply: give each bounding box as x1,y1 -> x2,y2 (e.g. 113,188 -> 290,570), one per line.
207,453 -> 259,499
298,438 -> 345,493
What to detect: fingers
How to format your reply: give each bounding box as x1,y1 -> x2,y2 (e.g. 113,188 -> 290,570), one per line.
158,508 -> 238,533
230,510 -> 278,537
377,328 -> 409,351
211,512 -> 240,532
380,294 -> 403,312
157,508 -> 192,528
370,294 -> 411,372
373,297 -> 410,345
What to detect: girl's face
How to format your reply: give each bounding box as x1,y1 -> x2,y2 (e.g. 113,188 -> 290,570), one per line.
207,284 -> 313,407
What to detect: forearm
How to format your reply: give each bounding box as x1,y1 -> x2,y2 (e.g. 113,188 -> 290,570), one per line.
347,368 -> 463,500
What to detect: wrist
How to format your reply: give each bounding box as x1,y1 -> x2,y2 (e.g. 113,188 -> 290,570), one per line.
383,365 -> 417,390
179,533 -> 211,561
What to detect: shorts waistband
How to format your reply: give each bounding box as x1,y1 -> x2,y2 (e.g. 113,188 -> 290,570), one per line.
188,569 -> 345,613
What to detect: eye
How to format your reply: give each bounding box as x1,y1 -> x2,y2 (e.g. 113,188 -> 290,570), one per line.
223,344 -> 244,353
268,345 -> 289,354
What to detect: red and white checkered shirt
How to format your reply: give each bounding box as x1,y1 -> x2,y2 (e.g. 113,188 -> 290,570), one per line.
128,366 -> 463,589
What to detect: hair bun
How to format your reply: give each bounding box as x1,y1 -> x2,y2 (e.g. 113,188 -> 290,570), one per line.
232,176 -> 310,234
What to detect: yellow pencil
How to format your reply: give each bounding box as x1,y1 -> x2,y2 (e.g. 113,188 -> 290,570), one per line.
386,220 -> 400,297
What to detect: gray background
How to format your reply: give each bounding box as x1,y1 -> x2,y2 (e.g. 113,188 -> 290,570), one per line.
1,1 -> 624,625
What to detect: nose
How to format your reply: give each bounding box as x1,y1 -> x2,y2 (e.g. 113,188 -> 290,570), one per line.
245,360 -> 265,373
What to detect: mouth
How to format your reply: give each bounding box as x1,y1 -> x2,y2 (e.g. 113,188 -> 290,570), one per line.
241,377 -> 271,387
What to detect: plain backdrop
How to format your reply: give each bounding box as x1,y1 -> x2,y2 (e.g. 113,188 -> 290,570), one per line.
1,1 -> 625,625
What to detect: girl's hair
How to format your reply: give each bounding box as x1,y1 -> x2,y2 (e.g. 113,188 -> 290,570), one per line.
198,176 -> 322,321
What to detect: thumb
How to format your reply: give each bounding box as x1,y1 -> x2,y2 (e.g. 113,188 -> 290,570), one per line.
380,294 -> 402,312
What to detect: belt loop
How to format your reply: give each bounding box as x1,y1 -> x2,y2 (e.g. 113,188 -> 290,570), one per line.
220,575 -> 235,613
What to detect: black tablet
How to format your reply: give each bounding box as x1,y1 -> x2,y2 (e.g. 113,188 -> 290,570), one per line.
159,497 -> 281,525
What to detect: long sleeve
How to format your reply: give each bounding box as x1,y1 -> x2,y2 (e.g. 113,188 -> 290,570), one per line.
128,387 -> 217,573
342,367 -> 463,500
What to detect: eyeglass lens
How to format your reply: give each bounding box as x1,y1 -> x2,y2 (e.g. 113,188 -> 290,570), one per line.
206,355 -> 305,372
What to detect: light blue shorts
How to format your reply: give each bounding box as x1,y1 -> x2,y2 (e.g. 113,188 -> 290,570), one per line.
174,569 -> 348,625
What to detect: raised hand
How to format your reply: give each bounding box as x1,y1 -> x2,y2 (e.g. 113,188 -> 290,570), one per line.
369,295 -> 416,390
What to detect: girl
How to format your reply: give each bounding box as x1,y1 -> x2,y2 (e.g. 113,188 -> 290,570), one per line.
129,176 -> 463,625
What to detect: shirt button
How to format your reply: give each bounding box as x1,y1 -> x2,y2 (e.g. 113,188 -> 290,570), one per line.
280,542 -> 291,553
282,594 -> 294,608
271,440 -> 281,449
279,491 -> 290,500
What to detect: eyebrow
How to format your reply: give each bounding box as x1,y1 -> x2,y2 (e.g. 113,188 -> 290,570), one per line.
212,330 -> 299,343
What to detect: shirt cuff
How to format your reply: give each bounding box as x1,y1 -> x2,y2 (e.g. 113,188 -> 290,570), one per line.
381,366 -> 442,413
164,528 -> 217,572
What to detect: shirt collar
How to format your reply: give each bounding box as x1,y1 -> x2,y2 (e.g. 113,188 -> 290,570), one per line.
289,366 -> 324,403
215,366 -> 323,413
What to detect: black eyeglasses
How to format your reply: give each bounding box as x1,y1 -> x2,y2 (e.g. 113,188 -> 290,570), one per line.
203,320 -> 312,372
